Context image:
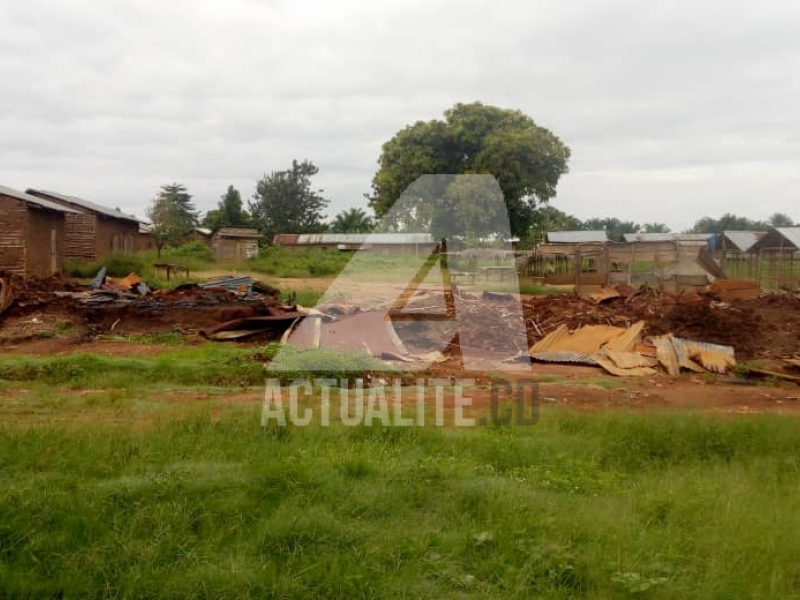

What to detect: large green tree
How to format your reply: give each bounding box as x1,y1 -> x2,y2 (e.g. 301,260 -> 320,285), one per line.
368,102 -> 571,239
582,217 -> 640,243
768,212 -> 794,227
690,213 -> 769,234
146,183 -> 198,254
530,205 -> 584,240
203,185 -> 251,230
250,160 -> 329,241
331,207 -> 375,233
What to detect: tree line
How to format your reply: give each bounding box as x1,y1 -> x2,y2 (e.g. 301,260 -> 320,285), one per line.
146,160 -> 375,252
147,101 -> 795,250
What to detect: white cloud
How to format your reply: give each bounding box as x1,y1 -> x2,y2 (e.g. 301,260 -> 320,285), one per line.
0,0 -> 799,229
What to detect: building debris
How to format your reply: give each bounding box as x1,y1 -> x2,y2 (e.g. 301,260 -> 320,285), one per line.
595,355 -> 657,377
586,286 -> 622,304
200,313 -> 306,341
708,278 -> 761,302
605,321 -> 645,352
601,349 -> 657,369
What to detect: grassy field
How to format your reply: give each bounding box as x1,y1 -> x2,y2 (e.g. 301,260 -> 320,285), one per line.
2,400 -> 800,598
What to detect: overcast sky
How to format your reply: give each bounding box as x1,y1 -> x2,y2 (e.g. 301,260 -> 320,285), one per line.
1,0 -> 799,232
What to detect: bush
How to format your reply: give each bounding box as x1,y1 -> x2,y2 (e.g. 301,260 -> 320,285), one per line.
163,241 -> 213,263
64,254 -> 146,279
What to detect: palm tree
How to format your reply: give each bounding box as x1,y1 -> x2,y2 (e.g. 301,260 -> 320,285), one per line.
331,208 -> 375,233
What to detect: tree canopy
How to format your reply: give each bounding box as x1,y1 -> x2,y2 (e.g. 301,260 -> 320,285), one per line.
330,207 -> 375,233
249,160 -> 329,241
690,213 -> 770,234
146,183 -> 198,252
368,102 -> 571,239
203,185 -> 251,230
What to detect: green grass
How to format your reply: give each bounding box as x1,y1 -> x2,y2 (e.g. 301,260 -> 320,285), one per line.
64,242 -> 214,287
0,344 -> 389,388
2,410 -> 800,597
243,247 -> 355,278
279,288 -> 325,307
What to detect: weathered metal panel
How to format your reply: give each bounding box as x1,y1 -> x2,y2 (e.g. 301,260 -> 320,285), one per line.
26,189 -> 139,223
723,231 -> 765,253
546,231 -> 609,244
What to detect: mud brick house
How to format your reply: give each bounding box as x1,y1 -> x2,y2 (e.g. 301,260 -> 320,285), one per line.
137,223 -> 155,251
211,227 -> 261,262
272,232 -> 437,253
26,189 -> 140,262
0,184 -> 76,276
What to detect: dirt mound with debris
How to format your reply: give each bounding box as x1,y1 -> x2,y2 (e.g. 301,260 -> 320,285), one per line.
523,292 -> 800,360
0,274 -> 285,343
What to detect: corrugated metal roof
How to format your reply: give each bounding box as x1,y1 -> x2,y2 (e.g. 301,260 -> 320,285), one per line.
546,231 -> 609,243
772,228 -> 800,249
0,183 -> 77,214
216,227 -> 261,238
194,227 -> 212,236
26,189 -> 141,223
722,231 -> 766,252
277,233 -> 435,246
623,232 -> 715,243
139,223 -> 152,234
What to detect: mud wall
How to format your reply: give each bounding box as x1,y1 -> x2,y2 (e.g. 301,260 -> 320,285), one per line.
0,195 -> 28,276
25,206 -> 67,276
95,217 -> 139,259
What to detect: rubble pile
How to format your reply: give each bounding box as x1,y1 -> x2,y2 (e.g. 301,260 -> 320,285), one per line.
0,271 -> 286,339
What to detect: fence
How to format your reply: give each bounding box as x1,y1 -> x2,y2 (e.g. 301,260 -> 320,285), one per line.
523,241 -> 714,292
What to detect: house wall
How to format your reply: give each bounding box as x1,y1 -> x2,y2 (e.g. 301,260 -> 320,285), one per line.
27,192 -> 138,261
212,235 -> 260,262
138,233 -> 155,252
0,195 -> 28,275
94,217 -> 139,260
25,207 -> 66,276
63,210 -> 97,261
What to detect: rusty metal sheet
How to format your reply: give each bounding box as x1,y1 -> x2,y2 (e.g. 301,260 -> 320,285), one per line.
529,351 -> 599,366
201,313 -> 306,341
605,321 -> 645,352
602,350 -> 657,369
652,336 -> 680,376
286,311 -> 408,356
595,355 -> 657,377
708,279 -> 761,301
529,324 -> 570,353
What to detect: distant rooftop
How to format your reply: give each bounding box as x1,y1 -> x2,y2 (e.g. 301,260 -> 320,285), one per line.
546,231 -> 609,244
274,233 -> 435,245
623,232 -> 715,243
753,227 -> 800,251
26,189 -> 141,223
722,231 -> 767,253
0,183 -> 77,214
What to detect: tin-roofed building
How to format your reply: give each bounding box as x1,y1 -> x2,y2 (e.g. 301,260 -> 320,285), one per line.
751,228 -> 800,253
720,231 -> 767,253
273,232 -> 437,253
0,184 -> 76,276
26,189 -> 141,262
546,231 -> 609,244
623,232 -> 715,243
212,227 -> 262,262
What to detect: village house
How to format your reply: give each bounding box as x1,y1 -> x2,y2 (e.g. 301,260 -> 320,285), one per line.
272,233 -> 437,254
26,189 -> 140,262
137,223 -> 155,251
0,184 -> 75,277
211,227 -> 261,262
